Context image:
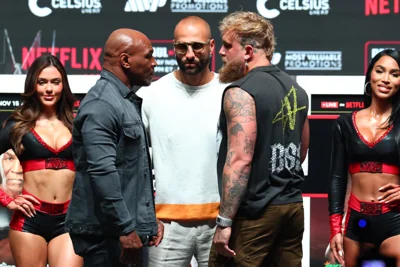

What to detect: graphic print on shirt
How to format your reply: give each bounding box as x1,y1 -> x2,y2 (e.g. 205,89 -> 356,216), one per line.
270,86 -> 306,174
272,86 -> 307,133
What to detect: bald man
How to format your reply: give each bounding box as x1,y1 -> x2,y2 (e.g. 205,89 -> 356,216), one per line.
66,29 -> 161,267
137,16 -> 227,267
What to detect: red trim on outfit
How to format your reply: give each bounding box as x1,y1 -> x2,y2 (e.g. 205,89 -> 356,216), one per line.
0,190 -> 13,207
9,210 -> 25,231
30,128 -> 72,154
21,159 -> 75,172
349,162 -> 399,175
352,111 -> 393,148
22,189 -> 70,215
348,194 -> 397,215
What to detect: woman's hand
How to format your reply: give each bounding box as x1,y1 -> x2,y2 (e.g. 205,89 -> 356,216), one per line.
330,233 -> 345,266
6,194 -> 40,217
378,183 -> 400,204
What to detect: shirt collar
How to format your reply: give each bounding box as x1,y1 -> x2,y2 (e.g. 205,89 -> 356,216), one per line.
100,69 -> 134,99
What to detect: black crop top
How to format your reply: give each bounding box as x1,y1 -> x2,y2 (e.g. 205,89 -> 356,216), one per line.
0,120 -> 73,170
328,111 -> 400,215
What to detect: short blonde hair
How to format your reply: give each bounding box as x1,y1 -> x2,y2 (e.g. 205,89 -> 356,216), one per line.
219,11 -> 276,61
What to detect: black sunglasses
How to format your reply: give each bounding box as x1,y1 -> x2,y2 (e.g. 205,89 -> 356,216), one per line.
173,39 -> 211,55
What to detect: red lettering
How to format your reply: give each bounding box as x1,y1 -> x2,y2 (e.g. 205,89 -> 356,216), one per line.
365,0 -> 378,15
380,0 -> 390,14
22,47 -> 36,70
83,48 -> 88,69
59,48 -> 71,67
89,48 -> 102,70
49,47 -> 60,57
395,0 -> 399,13
21,47 -> 103,71
71,48 -> 82,69
346,102 -> 353,108
73,100 -> 81,107
37,47 -> 47,57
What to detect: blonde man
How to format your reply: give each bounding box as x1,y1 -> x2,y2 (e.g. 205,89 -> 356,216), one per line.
209,11 -> 309,267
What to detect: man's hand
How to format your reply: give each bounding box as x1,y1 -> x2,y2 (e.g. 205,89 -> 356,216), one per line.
119,231 -> 143,265
149,219 -> 164,247
7,194 -> 40,218
213,226 -> 236,257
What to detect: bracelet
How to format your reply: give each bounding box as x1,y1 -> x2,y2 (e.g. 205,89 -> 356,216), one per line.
216,215 -> 233,228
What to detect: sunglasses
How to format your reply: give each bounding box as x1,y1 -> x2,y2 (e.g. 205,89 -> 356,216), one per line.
173,39 -> 211,55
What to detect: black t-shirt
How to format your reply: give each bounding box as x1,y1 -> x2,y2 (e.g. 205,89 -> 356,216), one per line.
217,65 -> 309,218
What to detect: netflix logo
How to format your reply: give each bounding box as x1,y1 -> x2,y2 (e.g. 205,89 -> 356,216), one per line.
321,102 -> 338,108
22,47 -> 103,71
365,0 -> 400,16
346,102 -> 364,108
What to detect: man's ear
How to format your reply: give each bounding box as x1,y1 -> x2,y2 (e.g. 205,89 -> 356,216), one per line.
244,45 -> 253,62
120,53 -> 130,69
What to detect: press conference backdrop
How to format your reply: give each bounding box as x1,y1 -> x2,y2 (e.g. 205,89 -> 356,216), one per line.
0,0 -> 397,266
0,0 -> 399,77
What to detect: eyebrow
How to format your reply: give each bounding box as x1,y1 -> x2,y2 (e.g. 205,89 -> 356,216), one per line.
37,78 -> 62,81
376,65 -> 400,71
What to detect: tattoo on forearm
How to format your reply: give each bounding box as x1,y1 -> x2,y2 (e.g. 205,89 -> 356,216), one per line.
220,87 -> 256,219
226,151 -> 235,167
220,167 -> 251,218
230,123 -> 244,136
244,135 -> 255,155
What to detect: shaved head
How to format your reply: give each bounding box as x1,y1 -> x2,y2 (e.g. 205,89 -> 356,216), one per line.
104,28 -> 150,64
174,16 -> 211,41
102,28 -> 156,87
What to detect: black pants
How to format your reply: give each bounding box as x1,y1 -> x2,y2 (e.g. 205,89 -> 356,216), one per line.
70,234 -> 145,267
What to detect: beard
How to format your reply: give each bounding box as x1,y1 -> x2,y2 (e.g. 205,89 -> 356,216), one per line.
177,54 -> 211,75
219,59 -> 246,83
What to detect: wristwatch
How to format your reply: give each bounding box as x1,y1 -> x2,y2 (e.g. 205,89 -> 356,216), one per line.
216,215 -> 233,228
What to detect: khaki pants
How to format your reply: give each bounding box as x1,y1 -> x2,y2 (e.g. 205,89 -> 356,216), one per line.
209,202 -> 304,267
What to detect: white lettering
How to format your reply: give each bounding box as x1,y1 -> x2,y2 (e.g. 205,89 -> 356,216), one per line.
271,142 -> 302,173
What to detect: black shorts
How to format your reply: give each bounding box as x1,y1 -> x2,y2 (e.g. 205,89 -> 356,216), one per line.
345,194 -> 400,246
9,190 -> 70,243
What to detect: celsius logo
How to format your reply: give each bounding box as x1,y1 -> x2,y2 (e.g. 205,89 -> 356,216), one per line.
257,0 -> 330,19
124,0 -> 167,12
29,0 -> 102,17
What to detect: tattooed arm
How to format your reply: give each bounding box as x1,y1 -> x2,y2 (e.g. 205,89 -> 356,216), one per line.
219,87 -> 257,220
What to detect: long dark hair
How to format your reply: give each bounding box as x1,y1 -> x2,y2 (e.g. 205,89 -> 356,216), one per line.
4,54 -> 75,155
364,49 -> 400,127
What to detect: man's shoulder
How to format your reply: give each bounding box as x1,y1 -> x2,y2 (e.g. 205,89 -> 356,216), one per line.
79,78 -> 121,112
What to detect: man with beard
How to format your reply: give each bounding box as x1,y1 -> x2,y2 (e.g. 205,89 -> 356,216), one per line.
209,11 -> 309,267
137,16 -> 227,267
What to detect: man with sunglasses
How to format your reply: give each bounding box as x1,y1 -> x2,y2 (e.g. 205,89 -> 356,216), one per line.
137,16 -> 227,267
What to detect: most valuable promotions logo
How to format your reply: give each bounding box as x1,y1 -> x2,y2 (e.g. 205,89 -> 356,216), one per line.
28,0 -> 102,17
